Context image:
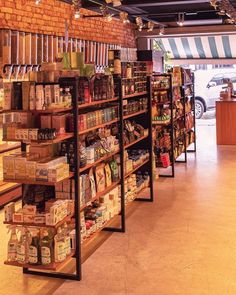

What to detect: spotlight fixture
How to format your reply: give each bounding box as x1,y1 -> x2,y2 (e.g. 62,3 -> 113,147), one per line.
177,12 -> 184,26
73,0 -> 82,19
35,0 -> 41,4
159,26 -> 165,35
212,0 -> 236,24
210,0 -> 218,9
147,21 -> 155,32
105,0 -> 122,7
74,10 -> 81,19
100,5 -> 114,22
120,12 -> 130,23
135,17 -> 144,31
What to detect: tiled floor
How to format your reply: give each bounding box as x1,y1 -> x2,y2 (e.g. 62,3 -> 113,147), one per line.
1,123 -> 236,295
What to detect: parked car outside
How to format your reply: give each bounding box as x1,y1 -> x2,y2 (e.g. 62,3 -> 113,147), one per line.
194,68 -> 236,119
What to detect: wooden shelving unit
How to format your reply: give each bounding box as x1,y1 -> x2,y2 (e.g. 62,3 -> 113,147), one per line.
78,97 -> 118,109
4,172 -> 74,186
4,251 -> 75,271
3,133 -> 74,145
3,64 -> 154,281
152,68 -> 196,178
3,214 -> 74,229
78,118 -> 119,135
123,91 -> 148,99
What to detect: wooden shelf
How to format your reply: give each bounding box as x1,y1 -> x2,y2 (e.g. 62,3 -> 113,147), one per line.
123,109 -> 147,120
152,120 -> 171,126
79,118 -> 119,135
4,251 -> 75,271
125,159 -> 149,178
123,91 -> 147,99
81,214 -> 119,249
3,172 -> 74,186
80,149 -> 119,173
155,101 -> 171,105
124,134 -> 149,149
2,108 -> 73,114
153,88 -> 170,91
78,98 -> 118,109
80,181 -> 120,211
3,214 -> 73,229
0,143 -> 21,154
30,133 -> 74,145
3,133 -> 74,145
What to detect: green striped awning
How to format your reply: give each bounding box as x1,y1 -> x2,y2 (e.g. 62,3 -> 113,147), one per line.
157,35 -> 236,60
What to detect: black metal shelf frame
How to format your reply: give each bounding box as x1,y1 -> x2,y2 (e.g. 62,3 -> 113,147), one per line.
153,70 -> 196,178
20,74 -> 154,280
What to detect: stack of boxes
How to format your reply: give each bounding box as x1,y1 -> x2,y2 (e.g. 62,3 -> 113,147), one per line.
3,153 -> 69,182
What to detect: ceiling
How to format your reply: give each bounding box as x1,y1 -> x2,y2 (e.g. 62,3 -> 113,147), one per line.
73,0 -> 236,29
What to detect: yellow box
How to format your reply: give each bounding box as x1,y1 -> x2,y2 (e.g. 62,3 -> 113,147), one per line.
3,155 -> 15,179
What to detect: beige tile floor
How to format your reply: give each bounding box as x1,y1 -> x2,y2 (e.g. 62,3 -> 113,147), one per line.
1,123 -> 236,295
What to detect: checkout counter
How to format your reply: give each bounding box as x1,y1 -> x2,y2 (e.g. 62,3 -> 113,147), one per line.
216,90 -> 236,145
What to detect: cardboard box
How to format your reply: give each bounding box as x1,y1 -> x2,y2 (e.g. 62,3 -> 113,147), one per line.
23,205 -> 37,215
52,114 -> 66,133
48,163 -> 69,182
4,202 -> 15,222
25,160 -> 37,180
13,210 -> 23,223
28,129 -> 38,140
23,214 -> 35,223
22,81 -> 31,110
34,214 -> 46,224
29,145 -> 53,158
3,83 -> 13,110
3,155 -> 15,179
40,115 -> 52,129
15,156 -> 27,179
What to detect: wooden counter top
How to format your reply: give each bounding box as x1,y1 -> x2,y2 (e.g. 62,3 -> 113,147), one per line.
217,99 -> 236,103
216,101 -> 236,145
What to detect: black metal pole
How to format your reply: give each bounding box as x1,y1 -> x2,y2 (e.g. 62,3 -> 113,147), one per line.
119,77 -> 126,232
73,77 -> 82,281
147,76 -> 154,202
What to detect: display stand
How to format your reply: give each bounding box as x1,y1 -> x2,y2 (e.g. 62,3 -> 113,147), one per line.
152,68 -> 196,178
3,73 -> 154,280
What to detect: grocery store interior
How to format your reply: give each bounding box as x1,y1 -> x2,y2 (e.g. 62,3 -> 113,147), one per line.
1,0 -> 236,294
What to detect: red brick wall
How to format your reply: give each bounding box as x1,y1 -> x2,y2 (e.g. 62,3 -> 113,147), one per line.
0,0 -> 136,48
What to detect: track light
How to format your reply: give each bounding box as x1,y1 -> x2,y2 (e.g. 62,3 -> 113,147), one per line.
105,0 -> 122,7
159,26 -> 165,35
73,0 -> 82,19
177,13 -> 184,26
100,5 -> 114,22
74,10 -> 81,19
120,12 -> 129,23
210,0 -> 218,9
147,21 -> 155,32
35,0 -> 41,4
136,17 -> 144,31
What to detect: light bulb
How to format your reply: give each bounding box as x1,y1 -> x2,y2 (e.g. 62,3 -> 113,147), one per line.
75,10 -> 80,19
35,0 -> 41,4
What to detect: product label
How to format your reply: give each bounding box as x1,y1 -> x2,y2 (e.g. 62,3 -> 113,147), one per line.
55,241 -> 66,262
16,244 -> 26,263
29,246 -> 38,264
41,246 -> 51,265
64,237 -> 71,256
8,242 -> 17,261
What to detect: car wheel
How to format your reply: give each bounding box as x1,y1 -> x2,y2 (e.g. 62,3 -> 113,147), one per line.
195,100 -> 204,119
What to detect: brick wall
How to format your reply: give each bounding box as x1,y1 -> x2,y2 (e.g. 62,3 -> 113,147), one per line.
0,0 -> 136,48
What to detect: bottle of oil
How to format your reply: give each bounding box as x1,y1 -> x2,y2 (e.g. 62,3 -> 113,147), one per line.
16,227 -> 29,264
41,229 -> 53,265
7,226 -> 18,262
29,229 -> 40,265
